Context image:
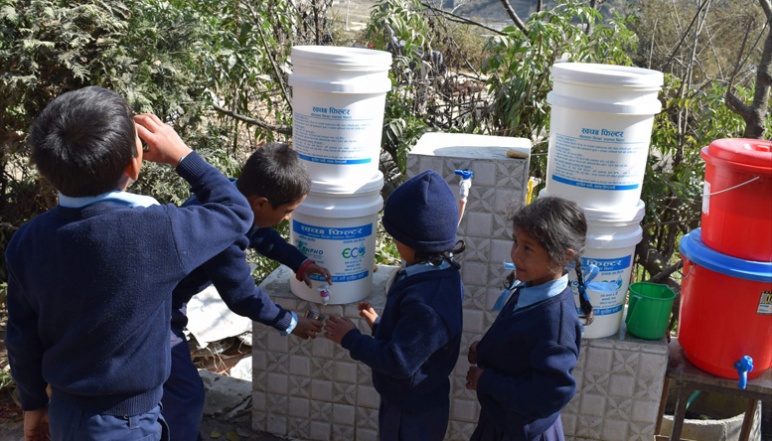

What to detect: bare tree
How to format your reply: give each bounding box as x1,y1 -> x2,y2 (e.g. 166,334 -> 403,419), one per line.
725,0 -> 772,138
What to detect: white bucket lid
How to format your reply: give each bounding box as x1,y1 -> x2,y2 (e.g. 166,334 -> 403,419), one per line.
295,193 -> 384,219
586,225 -> 643,249
310,171 -> 384,195
583,199 -> 646,224
289,75 -> 392,94
291,46 -> 393,69
551,62 -> 664,89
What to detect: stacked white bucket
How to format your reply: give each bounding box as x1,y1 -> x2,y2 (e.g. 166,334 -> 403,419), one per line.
544,62 -> 664,338
287,46 -> 392,305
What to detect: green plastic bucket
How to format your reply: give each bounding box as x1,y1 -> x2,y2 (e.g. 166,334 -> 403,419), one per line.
625,282 -> 675,340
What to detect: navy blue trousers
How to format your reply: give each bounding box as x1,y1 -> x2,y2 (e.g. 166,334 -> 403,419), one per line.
378,398 -> 449,441
161,328 -> 205,441
49,397 -> 167,441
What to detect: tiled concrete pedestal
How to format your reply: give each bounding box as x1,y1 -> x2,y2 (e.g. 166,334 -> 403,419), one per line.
252,265 -> 668,441
251,133 -> 668,440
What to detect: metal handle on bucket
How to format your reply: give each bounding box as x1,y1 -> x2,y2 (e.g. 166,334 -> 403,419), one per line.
704,176 -> 760,196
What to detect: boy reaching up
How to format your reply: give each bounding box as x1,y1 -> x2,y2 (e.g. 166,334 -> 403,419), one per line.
5,86 -> 254,441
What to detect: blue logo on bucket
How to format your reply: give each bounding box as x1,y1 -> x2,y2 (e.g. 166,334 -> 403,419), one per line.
583,255 -> 632,272
293,221 -> 372,240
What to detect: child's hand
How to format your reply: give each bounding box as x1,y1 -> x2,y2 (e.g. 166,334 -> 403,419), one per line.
468,340 -> 480,365
22,407 -> 49,441
323,315 -> 356,345
291,316 -> 323,340
134,114 -> 192,167
465,365 -> 484,391
357,302 -> 378,330
299,262 -> 333,288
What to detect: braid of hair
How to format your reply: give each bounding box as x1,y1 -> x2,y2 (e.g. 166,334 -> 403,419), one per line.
574,257 -> 594,325
420,240 -> 466,270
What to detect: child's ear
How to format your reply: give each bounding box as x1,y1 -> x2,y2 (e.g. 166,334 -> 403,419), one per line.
123,151 -> 141,182
247,195 -> 270,212
561,249 -> 577,267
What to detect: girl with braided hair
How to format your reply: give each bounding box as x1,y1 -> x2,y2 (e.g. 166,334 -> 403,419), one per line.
466,196 -> 592,441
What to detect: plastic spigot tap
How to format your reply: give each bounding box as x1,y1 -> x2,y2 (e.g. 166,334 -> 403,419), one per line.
454,169 -> 473,180
734,356 -> 754,389
318,285 -> 331,305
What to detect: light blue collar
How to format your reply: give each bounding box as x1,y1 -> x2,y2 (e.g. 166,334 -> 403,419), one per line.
59,190 -> 160,208
514,275 -> 568,310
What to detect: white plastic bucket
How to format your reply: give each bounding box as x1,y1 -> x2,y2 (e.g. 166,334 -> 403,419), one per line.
289,172 -> 384,304
545,63 -> 664,213
569,201 -> 645,339
289,46 -> 392,182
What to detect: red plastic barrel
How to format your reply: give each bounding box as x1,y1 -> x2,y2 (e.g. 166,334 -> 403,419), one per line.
700,138 -> 772,261
679,229 -> 772,380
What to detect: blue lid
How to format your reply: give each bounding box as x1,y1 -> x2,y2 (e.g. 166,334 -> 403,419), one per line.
680,229 -> 772,283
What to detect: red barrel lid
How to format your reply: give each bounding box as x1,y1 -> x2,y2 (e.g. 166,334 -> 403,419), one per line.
702,138 -> 772,172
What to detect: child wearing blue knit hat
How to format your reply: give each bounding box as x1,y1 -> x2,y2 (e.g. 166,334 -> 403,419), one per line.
325,169 -> 465,441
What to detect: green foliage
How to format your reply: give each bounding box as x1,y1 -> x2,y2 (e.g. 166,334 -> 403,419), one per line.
482,2 -> 637,156
481,3 -> 638,182
640,75 -> 761,270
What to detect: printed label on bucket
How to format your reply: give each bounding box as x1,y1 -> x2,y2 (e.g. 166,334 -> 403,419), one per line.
292,92 -> 386,168
759,291 -> 772,315
293,220 -> 374,284
570,255 -> 633,314
550,133 -> 648,191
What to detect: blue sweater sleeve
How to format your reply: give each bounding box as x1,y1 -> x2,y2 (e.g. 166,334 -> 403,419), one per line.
169,153 -> 254,273
341,301 -> 451,379
200,238 -> 292,331
4,270 -> 48,410
247,227 -> 307,271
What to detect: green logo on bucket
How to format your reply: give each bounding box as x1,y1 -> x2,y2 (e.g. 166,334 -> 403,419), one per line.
342,246 -> 366,259
296,240 -> 324,257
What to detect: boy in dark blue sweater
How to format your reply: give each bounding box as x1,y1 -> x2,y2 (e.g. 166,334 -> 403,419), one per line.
324,169 -> 465,441
4,86 -> 254,441
163,143 -> 331,441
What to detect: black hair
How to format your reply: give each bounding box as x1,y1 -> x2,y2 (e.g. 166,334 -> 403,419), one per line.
236,142 -> 312,208
415,240 -> 466,270
510,196 -> 594,324
29,86 -> 137,197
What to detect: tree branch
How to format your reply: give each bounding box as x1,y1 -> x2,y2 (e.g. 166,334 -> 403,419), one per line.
725,0 -> 771,139
212,103 -> 293,135
498,0 -> 527,33
419,2 -> 506,36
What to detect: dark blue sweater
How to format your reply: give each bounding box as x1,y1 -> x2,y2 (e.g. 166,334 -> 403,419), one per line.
341,264 -> 464,412
5,153 -> 253,415
474,286 -> 581,440
170,221 -> 303,332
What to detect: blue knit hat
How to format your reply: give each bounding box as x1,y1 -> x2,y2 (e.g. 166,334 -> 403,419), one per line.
382,169 -> 459,253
